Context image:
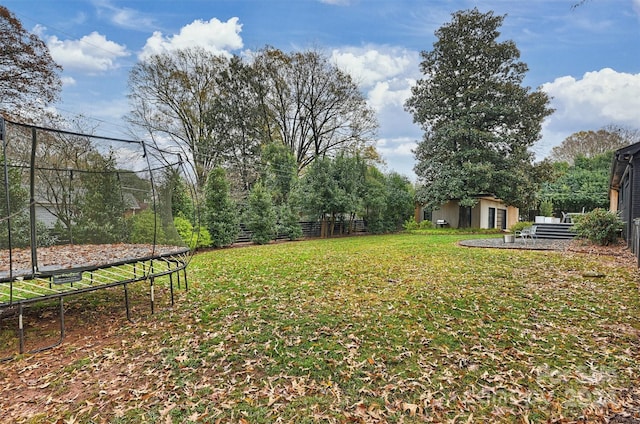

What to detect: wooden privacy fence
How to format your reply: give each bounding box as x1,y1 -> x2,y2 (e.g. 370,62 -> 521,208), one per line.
235,220 -> 369,244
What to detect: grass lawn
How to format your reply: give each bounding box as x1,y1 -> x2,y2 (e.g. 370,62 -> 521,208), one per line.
1,233 -> 639,423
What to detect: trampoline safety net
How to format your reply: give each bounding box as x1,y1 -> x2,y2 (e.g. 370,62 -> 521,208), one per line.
0,117 -> 193,357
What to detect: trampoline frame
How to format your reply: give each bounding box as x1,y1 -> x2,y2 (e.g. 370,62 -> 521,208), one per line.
1,117 -> 194,358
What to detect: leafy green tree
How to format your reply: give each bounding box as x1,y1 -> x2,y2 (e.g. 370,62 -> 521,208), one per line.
262,143 -> 302,239
129,209 -> 165,244
244,181 -> 277,244
333,153 -> 367,232
405,8 -> 553,227
204,167 -> 239,247
382,172 -> 415,231
278,198 -> 303,240
156,167 -> 193,223
361,168 -> 415,234
300,153 -> 375,236
262,142 -> 298,205
361,167 -> 388,233
0,5 -> 62,114
540,152 -> 611,213
300,157 -> 339,236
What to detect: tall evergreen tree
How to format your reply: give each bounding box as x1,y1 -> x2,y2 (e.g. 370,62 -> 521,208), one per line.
244,181 -> 277,245
204,167 -> 239,247
405,8 -> 553,226
75,152 -> 128,244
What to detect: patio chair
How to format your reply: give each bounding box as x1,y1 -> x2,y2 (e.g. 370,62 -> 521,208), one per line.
515,225 -> 538,244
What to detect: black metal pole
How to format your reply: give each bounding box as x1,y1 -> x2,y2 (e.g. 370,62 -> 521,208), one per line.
169,272 -> 174,306
1,117 -> 14,280
124,283 -> 132,322
29,127 -> 38,274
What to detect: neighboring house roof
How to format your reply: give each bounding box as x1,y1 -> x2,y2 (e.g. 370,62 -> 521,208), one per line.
122,192 -> 141,211
610,141 -> 640,190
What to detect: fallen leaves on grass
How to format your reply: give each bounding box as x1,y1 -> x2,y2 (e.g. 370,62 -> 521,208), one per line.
0,234 -> 639,423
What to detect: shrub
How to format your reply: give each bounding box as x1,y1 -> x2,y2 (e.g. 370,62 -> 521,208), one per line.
539,199 -> 554,217
403,217 -> 419,230
174,216 -> 212,249
129,210 -> 166,244
278,204 -> 303,241
419,220 -> 434,229
572,208 -> 623,246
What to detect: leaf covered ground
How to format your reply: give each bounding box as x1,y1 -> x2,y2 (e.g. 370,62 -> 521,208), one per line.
1,233 -> 639,423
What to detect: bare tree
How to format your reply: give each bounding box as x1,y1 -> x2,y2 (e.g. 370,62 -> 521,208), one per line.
0,5 -> 62,116
549,127 -> 633,164
207,56 -> 265,194
33,117 -> 99,238
253,48 -> 378,173
127,47 -> 229,189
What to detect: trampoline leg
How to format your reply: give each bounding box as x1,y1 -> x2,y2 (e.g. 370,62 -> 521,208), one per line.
124,283 -> 133,323
150,278 -> 155,315
169,273 -> 175,306
59,297 -> 65,341
18,304 -> 24,354
183,268 -> 188,291
27,298 -> 65,354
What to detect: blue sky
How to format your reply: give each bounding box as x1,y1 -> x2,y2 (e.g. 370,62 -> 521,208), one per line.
3,0 -> 639,180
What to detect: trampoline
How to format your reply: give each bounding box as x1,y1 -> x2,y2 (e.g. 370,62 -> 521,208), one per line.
0,117 -> 196,357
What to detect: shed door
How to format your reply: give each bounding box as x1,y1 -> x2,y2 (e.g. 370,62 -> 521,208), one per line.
497,209 -> 507,230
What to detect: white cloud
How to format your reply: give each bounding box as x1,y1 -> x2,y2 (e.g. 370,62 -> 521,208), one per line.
536,68 -> 640,158
376,137 -> 418,179
330,46 -> 422,179
94,0 -> 156,30
47,32 -> 130,72
368,79 -> 414,111
332,46 -> 419,88
140,17 -> 243,59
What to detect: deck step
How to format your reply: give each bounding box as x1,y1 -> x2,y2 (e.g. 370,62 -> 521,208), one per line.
533,223 -> 575,239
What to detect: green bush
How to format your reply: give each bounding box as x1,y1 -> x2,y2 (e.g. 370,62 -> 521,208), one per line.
403,217 -> 419,230
174,216 -> 212,250
419,220 -> 434,229
278,203 -> 303,241
539,199 -> 554,217
572,208 -> 623,246
129,210 -> 165,244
